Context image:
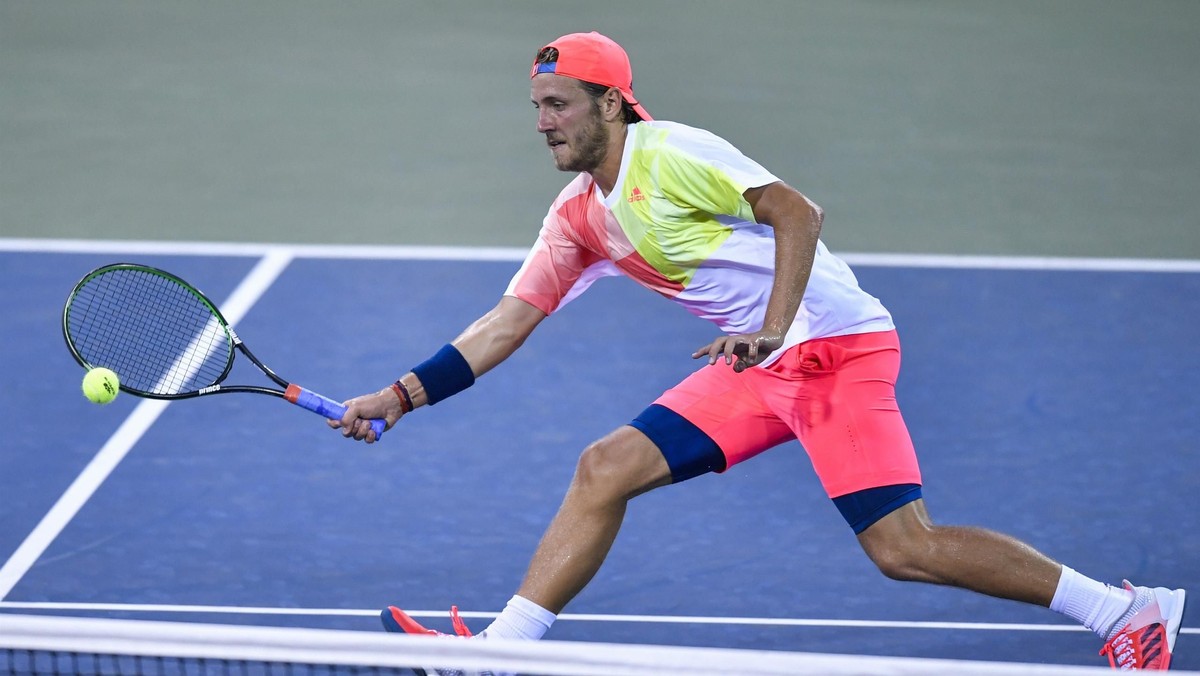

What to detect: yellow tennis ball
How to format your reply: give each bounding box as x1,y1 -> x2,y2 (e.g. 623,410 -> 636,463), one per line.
82,367 -> 120,405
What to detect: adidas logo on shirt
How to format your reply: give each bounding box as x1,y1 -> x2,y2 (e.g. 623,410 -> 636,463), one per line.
627,187 -> 646,203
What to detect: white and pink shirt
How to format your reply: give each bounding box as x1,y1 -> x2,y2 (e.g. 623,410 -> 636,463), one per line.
506,121 -> 894,364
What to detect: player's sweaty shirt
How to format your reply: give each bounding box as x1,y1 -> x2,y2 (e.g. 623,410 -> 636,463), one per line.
506,121 -> 894,365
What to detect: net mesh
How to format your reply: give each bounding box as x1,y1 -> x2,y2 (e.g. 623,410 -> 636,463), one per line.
0,613 -> 1141,676
65,267 -> 233,396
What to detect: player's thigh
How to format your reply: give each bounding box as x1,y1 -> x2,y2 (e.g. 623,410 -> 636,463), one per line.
637,361 -> 795,484
578,425 -> 675,500
760,330 -> 922,498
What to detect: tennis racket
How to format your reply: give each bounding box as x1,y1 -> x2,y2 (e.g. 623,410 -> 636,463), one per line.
62,263 -> 386,439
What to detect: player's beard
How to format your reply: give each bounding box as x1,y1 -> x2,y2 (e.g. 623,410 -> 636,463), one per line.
553,108 -> 609,173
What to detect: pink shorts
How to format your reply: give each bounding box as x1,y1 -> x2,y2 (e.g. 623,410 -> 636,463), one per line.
655,329 -> 921,498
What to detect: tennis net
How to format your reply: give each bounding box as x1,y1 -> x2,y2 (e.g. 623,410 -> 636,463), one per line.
0,612 -> 1150,675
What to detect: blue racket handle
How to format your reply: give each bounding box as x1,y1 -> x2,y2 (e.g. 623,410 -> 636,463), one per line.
285,384 -> 387,439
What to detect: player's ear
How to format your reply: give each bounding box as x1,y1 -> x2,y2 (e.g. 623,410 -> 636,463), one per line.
603,87 -> 623,122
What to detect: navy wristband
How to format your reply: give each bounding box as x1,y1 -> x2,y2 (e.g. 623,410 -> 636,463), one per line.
411,344 -> 475,405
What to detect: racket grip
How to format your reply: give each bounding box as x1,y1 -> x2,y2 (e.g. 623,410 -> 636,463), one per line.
285,384 -> 387,439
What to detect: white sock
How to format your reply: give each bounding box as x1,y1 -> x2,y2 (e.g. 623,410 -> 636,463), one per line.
480,595 -> 557,641
1050,565 -> 1135,637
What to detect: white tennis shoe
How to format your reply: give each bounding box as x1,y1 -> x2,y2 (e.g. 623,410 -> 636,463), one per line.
1100,581 -> 1186,670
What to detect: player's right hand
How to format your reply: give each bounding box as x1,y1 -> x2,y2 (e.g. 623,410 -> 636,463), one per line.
329,388 -> 404,443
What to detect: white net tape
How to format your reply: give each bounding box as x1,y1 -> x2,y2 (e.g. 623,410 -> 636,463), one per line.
0,613 -> 1187,676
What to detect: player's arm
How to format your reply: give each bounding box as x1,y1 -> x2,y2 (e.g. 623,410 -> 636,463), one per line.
407,295 -> 547,405
693,180 -> 823,371
332,296 -> 546,442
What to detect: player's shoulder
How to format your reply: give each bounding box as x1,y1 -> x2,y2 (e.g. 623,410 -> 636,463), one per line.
542,172 -> 602,239
631,120 -> 746,159
633,119 -> 720,142
548,172 -> 595,209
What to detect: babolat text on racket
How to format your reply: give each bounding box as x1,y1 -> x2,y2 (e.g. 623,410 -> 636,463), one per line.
62,263 -> 386,438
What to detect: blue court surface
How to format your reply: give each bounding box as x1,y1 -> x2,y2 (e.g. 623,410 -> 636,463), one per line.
1,241 -> 1198,670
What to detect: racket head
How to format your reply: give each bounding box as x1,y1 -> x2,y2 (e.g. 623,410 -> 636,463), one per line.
62,264 -> 237,399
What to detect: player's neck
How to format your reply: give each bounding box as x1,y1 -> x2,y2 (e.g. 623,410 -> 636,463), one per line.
589,123 -> 628,196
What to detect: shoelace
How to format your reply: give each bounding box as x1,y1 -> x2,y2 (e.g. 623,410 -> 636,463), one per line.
1100,623 -> 1167,670
1101,631 -> 1137,670
443,607 -> 497,676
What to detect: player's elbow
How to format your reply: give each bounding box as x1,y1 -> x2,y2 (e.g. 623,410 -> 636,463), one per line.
752,182 -> 823,236
463,298 -> 544,368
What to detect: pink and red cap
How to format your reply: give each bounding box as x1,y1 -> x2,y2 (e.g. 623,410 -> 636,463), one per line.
530,32 -> 651,121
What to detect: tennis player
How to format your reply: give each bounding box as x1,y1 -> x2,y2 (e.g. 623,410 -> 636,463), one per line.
332,32 -> 1186,672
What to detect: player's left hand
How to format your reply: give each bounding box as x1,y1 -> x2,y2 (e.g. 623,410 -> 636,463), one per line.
692,330 -> 785,373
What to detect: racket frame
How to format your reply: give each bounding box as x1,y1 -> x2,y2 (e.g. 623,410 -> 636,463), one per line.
62,263 -> 291,400
62,263 -> 386,438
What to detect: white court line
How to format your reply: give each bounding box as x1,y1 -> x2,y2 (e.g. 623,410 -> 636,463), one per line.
0,237 -> 528,262
0,249 -> 295,602
0,601 -> 1197,635
1,237 -> 1199,272
153,315 -> 227,395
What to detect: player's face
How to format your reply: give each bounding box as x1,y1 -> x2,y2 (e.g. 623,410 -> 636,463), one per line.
532,74 -> 609,173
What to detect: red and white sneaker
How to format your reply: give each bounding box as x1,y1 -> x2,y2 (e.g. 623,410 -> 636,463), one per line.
1100,581 -> 1187,670
380,605 -> 495,676
382,604 -> 475,639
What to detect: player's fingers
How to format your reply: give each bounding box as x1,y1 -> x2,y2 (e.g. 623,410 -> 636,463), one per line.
696,337 -> 755,365
692,339 -> 717,361
336,406 -> 365,438
723,337 -> 749,365
748,336 -> 775,365
701,337 -> 741,365
709,339 -> 731,365
735,340 -> 771,373
334,412 -> 354,434
338,398 -> 370,431
347,418 -> 370,442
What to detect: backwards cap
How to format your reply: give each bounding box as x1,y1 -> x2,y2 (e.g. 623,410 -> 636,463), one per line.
530,31 -> 651,121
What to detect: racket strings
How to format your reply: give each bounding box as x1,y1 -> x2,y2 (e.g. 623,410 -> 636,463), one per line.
66,269 -> 233,396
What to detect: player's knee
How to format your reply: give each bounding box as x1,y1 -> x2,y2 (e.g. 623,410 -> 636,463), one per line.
867,544 -> 926,581
573,438 -> 636,497
572,431 -> 670,502
861,529 -> 939,582
854,494 -> 940,582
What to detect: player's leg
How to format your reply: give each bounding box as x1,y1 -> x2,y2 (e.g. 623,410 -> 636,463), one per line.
760,330 -> 1059,599
780,329 -> 1185,669
514,424 -> 674,615
853,492 -> 1186,669
382,362 -> 786,652
855,497 -> 1060,604
381,426 -> 679,659
492,359 -> 795,637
